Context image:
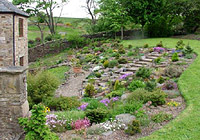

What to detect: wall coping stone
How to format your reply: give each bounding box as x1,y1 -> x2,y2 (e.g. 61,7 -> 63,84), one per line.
0,66 -> 28,73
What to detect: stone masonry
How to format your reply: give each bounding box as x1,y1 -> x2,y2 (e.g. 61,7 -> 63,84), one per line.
0,67 -> 29,140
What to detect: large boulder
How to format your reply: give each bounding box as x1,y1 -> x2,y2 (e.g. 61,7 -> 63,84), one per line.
115,113 -> 136,125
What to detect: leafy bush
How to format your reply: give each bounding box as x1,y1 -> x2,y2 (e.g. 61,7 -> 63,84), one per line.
67,32 -> 87,48
162,80 -> 178,90
128,80 -> 146,92
84,84 -> 96,97
183,45 -> 194,55
95,72 -> 101,78
123,101 -> 143,113
103,60 -> 109,68
172,52 -> 179,62
164,65 -> 183,78
118,57 -> 128,64
176,40 -> 185,50
134,110 -> 150,127
44,96 -> 81,111
18,104 -> 59,140
136,67 -> 152,79
151,112 -> 173,123
106,90 -> 124,99
145,80 -> 157,92
118,45 -> 126,54
85,99 -> 106,110
85,108 -> 108,124
157,76 -> 165,84
127,52 -> 134,56
108,60 -> 119,68
27,72 -> 59,108
127,88 -> 167,106
125,120 -> 141,135
114,80 -> 121,90
45,34 -> 53,41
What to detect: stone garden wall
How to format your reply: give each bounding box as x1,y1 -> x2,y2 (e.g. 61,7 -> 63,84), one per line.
28,40 -> 72,62
0,67 -> 29,140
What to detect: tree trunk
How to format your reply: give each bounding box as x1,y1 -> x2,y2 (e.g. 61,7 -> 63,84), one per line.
121,26 -> 124,40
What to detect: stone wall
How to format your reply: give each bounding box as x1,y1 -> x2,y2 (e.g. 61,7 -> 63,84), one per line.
0,14 -> 14,67
14,15 -> 28,67
28,39 -> 71,62
0,66 -> 29,140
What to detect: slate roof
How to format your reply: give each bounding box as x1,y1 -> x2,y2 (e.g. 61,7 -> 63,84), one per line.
0,0 -> 29,17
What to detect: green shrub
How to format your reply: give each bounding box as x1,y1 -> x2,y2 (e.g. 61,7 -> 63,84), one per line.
95,72 -> 101,78
85,99 -> 106,110
127,52 -> 134,56
84,84 -> 96,97
123,101 -> 143,113
145,80 -> 157,92
44,96 -> 81,111
27,71 -> 59,108
157,76 -> 165,84
125,120 -> 141,135
85,108 -> 108,123
134,110 -> 150,127
103,60 -> 109,68
172,52 -> 179,62
176,40 -> 185,50
151,112 -> 173,123
118,58 -> 128,64
143,44 -> 149,48
108,60 -> 119,68
128,80 -> 146,92
183,45 -> 194,55
55,110 -> 85,121
19,104 -> 59,140
114,80 -> 121,90
118,45 -> 126,54
164,65 -> 183,78
67,32 -> 87,48
127,88 -> 167,106
106,90 -> 124,99
136,67 -> 151,79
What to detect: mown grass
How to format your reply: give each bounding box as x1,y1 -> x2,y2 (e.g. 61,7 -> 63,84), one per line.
123,38 -> 200,140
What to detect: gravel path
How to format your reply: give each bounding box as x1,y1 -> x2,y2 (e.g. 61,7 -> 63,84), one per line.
56,70 -> 90,97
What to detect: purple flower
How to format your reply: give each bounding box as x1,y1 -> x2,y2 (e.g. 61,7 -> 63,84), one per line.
77,103 -> 89,111
119,73 -> 133,80
111,97 -> 119,102
162,80 -> 178,90
154,47 -> 165,53
100,98 -> 110,106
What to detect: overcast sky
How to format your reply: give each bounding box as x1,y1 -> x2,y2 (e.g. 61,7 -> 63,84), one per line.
9,0 -> 90,18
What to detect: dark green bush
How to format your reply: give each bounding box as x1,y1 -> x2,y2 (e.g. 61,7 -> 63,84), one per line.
136,67 -> 151,79
125,120 -> 141,135
85,108 -> 108,124
128,80 -> 146,92
172,52 -> 179,62
84,84 -> 96,97
145,80 -> 157,92
27,72 -> 59,108
85,99 -> 106,110
175,40 -> 185,50
118,45 -> 126,54
95,72 -> 101,78
123,101 -> 143,113
157,76 -> 165,84
67,33 -> 87,48
118,57 -> 128,64
45,34 -> 53,41
183,45 -> 194,55
44,96 -> 81,111
106,89 -> 124,99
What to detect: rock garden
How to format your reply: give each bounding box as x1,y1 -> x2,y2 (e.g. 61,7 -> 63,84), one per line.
22,39 -> 196,140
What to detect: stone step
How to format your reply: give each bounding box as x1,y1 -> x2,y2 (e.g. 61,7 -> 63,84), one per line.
119,72 -> 134,75
149,53 -> 162,57
135,61 -> 150,65
130,63 -> 143,67
126,67 -> 139,72
146,55 -> 159,59
140,58 -> 153,62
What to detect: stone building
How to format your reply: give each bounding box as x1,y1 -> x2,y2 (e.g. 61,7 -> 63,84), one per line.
0,0 -> 29,67
0,0 -> 29,139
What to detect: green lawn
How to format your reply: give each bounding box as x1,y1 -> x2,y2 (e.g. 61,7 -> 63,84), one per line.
123,38 -> 200,140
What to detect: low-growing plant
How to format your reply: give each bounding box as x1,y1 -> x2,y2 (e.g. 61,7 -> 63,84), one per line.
18,104 -> 59,140
85,108 -> 108,124
176,40 -> 185,50
123,101 -> 143,113
127,51 -> 134,56
164,65 -> 183,78
114,80 -> 121,90
143,44 -> 149,48
136,67 -> 152,79
95,72 -> 101,78
108,60 -> 119,68
145,80 -> 157,92
84,84 -> 96,97
172,52 -> 179,62
151,112 -> 173,123
157,76 -> 165,84
44,96 -> 81,111
118,57 -> 128,64
106,89 -> 124,98
162,80 -> 178,90
118,45 -> 126,54
125,120 -> 141,135
103,60 -> 109,68
85,99 -> 107,110
134,110 -> 150,127
128,80 -> 146,92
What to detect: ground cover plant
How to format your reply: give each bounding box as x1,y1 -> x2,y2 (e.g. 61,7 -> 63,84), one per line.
24,38 -> 199,139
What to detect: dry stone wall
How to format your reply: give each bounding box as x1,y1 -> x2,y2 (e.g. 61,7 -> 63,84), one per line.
0,67 -> 29,140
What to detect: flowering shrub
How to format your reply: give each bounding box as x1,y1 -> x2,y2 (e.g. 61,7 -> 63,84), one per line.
98,119 -> 126,132
100,97 -> 119,106
119,73 -> 133,80
46,114 -> 67,132
154,47 -> 165,53
78,103 -> 89,111
71,117 -> 90,130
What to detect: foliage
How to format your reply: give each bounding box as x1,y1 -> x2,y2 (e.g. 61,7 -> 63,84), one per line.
108,60 -> 119,68
67,32 -> 87,48
172,52 -> 179,62
103,60 -> 109,68
164,65 -> 183,78
183,45 -> 194,55
145,80 -> 157,92
136,67 -> 152,79
55,110 -> 86,121
114,80 -> 121,90
18,104 -> 59,140
44,96 -> 81,111
84,84 -> 96,97
151,112 -> 173,123
118,57 -> 128,64
27,71 -> 59,108
123,101 -> 143,114
118,45 -> 126,54
128,80 -> 146,92
85,99 -> 107,110
127,88 -> 167,106
157,76 -> 165,84
135,110 -> 150,127
85,108 -> 108,124
176,40 -> 185,50
125,120 -> 141,136
162,80 -> 178,90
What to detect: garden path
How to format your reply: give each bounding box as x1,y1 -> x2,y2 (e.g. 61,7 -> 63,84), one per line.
56,70 -> 90,97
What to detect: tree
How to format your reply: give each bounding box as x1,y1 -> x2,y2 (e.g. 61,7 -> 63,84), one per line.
98,0 -> 130,39
13,0 -> 67,35
85,0 -> 98,24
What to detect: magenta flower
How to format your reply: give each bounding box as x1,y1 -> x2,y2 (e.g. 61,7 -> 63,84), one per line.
71,117 -> 90,130
154,47 -> 165,53
111,97 -> 119,102
100,98 -> 110,106
119,73 -> 133,80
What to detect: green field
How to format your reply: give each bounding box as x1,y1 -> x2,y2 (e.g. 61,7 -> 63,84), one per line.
122,38 -> 200,140
28,17 -> 88,40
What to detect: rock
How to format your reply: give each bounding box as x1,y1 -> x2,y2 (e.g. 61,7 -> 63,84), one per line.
102,131 -> 113,136
92,66 -> 102,72
116,114 -> 136,125
121,93 -> 129,100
